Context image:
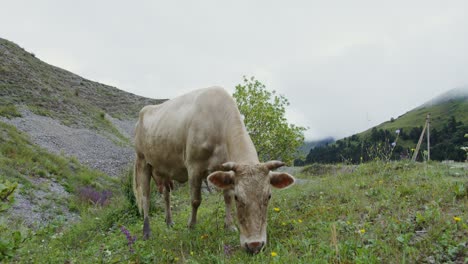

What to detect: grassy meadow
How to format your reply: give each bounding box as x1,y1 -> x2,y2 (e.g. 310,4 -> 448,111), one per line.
7,161 -> 467,263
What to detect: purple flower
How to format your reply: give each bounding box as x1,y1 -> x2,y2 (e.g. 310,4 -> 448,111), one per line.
224,244 -> 234,256
120,226 -> 137,253
78,186 -> 112,206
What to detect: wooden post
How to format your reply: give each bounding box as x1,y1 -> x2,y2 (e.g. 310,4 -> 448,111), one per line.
426,114 -> 430,161
412,116 -> 428,162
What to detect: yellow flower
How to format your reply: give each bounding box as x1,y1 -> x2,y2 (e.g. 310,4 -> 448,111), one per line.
281,222 -> 286,226
359,229 -> 366,234
271,251 -> 278,257
274,207 -> 280,212
175,257 -> 180,261
190,251 -> 194,256
454,216 -> 461,222
298,219 -> 303,223
200,234 -> 208,239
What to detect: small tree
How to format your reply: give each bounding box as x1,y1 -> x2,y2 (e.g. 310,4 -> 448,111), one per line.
233,76 -> 306,164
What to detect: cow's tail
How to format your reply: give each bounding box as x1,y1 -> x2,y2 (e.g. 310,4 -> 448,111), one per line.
133,156 -> 143,215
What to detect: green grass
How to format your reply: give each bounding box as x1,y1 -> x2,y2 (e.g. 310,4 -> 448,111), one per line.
0,121 -> 120,260
0,121 -> 116,192
11,161 -> 468,263
0,104 -> 21,119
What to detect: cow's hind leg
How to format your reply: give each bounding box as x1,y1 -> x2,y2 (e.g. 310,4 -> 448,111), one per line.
164,187 -> 174,226
151,172 -> 174,227
135,155 -> 152,240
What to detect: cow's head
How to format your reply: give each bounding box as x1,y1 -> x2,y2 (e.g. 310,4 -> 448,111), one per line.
207,160 -> 295,254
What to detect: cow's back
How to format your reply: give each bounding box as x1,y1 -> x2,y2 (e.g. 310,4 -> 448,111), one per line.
135,87 -> 244,182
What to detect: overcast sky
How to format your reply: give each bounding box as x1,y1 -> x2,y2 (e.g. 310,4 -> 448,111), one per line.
2,0 -> 468,140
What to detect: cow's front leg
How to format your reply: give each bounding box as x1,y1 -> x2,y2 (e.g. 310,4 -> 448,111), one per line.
223,189 -> 237,232
164,186 -> 174,227
188,176 -> 202,228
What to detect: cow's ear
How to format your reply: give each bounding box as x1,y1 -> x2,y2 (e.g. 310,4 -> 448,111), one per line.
269,172 -> 295,189
208,171 -> 235,189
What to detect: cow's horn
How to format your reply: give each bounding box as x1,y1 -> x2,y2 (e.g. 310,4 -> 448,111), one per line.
264,160 -> 285,170
222,162 -> 238,171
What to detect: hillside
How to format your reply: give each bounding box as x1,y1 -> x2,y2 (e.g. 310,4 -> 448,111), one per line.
0,38 -> 165,133
371,86 -> 468,134
306,87 -> 468,164
0,38 -> 168,175
0,38 -> 165,255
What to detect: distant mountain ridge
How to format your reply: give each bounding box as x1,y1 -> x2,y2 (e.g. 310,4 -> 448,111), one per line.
419,86 -> 468,108
305,86 -> 468,163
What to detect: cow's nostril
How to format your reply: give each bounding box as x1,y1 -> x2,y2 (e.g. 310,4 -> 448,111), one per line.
246,241 -> 265,254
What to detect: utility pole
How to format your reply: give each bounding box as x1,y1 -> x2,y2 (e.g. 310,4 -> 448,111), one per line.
427,114 -> 430,161
412,114 -> 431,162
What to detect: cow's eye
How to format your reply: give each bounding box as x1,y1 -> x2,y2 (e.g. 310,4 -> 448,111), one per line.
234,195 -> 239,201
268,194 -> 272,200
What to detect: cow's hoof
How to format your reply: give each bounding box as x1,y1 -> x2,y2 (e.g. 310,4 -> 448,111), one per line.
187,222 -> 197,229
166,221 -> 175,228
143,217 -> 151,239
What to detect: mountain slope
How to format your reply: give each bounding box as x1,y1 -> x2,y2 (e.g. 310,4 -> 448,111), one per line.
0,38 -> 165,242
0,38 -> 165,134
372,86 -> 468,134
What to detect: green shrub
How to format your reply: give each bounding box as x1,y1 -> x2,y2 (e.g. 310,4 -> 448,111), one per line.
0,180 -> 17,212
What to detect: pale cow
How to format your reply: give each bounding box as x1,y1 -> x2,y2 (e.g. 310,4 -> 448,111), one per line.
133,87 -> 295,254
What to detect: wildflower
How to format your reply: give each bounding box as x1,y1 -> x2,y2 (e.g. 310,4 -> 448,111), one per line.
391,142 -> 396,147
346,221 -> 351,225
454,216 -> 461,222
274,207 -> 280,212
190,251 -> 194,256
359,229 -> 366,234
175,257 -> 180,261
298,219 -> 303,223
281,222 -> 286,226
200,234 -> 208,239
224,244 -> 234,256
395,129 -> 400,134
271,251 -> 278,257
120,226 -> 137,253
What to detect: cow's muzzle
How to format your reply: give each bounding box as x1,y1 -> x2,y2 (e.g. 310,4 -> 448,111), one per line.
245,241 -> 265,254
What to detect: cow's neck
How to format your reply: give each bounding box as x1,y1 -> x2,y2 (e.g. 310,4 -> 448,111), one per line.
226,120 -> 260,165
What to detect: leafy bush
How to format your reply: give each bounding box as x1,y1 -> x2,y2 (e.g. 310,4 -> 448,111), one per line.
0,226 -> 26,261
0,180 -> 17,212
